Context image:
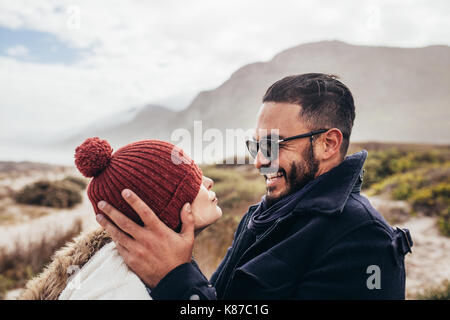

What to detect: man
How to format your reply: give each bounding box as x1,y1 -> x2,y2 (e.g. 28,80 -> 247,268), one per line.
95,73 -> 413,299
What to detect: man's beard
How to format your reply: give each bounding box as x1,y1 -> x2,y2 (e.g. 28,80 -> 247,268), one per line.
265,142 -> 319,207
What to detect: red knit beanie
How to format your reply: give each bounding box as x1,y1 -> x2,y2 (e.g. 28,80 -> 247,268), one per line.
74,137 -> 203,231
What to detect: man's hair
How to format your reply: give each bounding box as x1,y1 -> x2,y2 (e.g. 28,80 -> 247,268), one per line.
262,73 -> 355,157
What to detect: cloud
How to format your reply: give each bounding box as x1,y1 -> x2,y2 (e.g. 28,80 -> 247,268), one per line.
0,0 -> 449,142
5,44 -> 29,56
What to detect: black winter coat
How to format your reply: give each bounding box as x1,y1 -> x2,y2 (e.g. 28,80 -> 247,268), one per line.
151,150 -> 413,300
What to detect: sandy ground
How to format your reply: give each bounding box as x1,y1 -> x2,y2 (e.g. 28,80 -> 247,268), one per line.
0,193 -> 97,252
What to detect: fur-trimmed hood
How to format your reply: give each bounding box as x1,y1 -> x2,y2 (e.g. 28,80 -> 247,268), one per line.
19,228 -> 112,300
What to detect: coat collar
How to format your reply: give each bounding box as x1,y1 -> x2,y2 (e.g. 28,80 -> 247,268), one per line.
19,228 -> 111,300
292,150 -> 368,215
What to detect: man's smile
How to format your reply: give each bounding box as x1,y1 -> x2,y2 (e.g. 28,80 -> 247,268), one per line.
265,170 -> 285,188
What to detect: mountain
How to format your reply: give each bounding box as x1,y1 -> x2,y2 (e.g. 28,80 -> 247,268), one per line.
64,41 -> 450,160
66,104 -> 176,147
0,161 -> 66,173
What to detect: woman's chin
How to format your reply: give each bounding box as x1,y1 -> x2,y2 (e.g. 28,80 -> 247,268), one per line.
194,211 -> 222,235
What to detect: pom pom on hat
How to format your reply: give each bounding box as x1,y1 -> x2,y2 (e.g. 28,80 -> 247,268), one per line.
75,137 -> 113,177
73,138 -> 203,231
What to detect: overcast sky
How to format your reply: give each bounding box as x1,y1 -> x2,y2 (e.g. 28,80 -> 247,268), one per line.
1,0 -> 449,141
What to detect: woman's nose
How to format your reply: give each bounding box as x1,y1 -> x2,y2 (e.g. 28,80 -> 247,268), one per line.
202,176 -> 214,190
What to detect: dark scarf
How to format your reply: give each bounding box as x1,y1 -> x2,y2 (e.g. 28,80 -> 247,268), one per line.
247,151 -> 367,236
247,186 -> 306,236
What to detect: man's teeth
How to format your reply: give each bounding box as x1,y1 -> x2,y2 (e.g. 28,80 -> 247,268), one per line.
266,172 -> 283,179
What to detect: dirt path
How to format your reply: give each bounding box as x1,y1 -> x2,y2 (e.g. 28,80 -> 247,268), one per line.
0,193 -> 97,253
399,216 -> 450,298
369,195 -> 450,299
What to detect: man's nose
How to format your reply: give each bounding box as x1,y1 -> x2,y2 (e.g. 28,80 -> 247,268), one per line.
253,149 -> 271,170
202,176 -> 214,190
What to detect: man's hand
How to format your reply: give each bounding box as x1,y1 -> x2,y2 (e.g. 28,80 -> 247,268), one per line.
95,189 -> 195,288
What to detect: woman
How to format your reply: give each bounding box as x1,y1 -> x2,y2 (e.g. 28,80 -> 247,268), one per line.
19,137 -> 222,300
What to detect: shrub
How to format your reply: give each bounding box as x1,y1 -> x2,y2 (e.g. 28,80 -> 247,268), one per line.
362,147 -> 449,190
391,173 -> 425,200
61,176 -> 88,190
411,182 -> 450,211
417,280 -> 450,300
367,160 -> 450,237
201,165 -> 265,213
0,275 -> 16,298
412,182 -> 450,236
15,179 -> 83,208
363,148 -> 409,188
437,209 -> 450,237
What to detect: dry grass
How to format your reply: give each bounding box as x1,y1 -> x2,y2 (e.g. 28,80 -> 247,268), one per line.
194,214 -> 242,278
0,218 -> 83,299
193,163 -> 264,278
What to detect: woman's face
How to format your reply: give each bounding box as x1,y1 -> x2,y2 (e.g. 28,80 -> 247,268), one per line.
191,176 -> 222,233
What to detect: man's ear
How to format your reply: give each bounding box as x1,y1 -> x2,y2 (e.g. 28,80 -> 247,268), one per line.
316,128 -> 343,161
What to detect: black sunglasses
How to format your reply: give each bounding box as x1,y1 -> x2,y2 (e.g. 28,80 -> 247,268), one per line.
245,129 -> 328,161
